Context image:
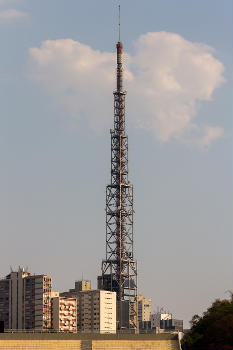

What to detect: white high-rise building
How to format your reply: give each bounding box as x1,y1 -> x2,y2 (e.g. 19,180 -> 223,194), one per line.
76,290 -> 116,334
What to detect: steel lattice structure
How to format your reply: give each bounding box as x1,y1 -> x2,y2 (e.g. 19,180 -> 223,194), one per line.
98,15 -> 138,331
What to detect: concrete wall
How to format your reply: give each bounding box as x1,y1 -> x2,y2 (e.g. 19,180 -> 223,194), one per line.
92,340 -> 179,350
0,333 -> 180,350
0,339 -> 180,350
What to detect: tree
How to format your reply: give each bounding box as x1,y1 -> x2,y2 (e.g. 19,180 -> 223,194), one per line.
182,293 -> 233,350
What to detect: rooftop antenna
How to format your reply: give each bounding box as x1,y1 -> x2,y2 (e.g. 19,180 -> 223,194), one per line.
118,4 -> 120,42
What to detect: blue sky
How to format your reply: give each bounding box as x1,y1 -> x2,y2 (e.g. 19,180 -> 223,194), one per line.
0,0 -> 232,327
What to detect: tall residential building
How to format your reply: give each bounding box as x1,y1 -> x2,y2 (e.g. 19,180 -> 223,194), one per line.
76,290 -> 116,334
52,297 -> 77,333
0,278 -> 10,329
137,294 -> 152,323
0,268 -> 52,330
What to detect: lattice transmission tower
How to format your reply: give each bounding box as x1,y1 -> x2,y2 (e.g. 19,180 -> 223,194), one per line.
98,6 -> 138,331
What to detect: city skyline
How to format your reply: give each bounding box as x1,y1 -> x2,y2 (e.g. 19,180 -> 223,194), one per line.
0,0 -> 232,328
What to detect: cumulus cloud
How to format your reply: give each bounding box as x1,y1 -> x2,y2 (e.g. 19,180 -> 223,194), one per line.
199,126 -> 225,148
30,39 -> 117,131
0,8 -> 27,21
29,32 -> 225,146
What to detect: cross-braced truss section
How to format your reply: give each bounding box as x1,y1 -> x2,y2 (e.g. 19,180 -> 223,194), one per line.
99,41 -> 138,330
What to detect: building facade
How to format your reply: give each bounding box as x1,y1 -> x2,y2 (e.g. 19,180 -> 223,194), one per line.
0,268 -> 52,330
137,294 -> 151,323
76,290 -> 116,334
150,312 -> 172,329
51,297 -> 77,332
67,280 -> 91,293
160,318 -> 183,332
0,278 -> 10,329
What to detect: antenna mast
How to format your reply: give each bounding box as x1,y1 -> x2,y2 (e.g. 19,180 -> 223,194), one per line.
118,5 -> 120,42
98,5 -> 138,332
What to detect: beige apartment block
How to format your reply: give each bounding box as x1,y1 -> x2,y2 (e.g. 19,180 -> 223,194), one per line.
52,297 -> 77,333
76,290 -> 116,334
137,294 -> 152,322
0,267 -> 52,330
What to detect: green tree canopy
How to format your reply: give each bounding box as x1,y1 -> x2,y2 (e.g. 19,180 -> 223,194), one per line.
182,293 -> 233,350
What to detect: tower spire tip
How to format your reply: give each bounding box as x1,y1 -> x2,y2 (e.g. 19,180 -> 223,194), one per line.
118,4 -> 120,42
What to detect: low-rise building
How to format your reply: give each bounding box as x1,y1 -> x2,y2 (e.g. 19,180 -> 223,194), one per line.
160,318 -> 183,332
150,312 -> 172,329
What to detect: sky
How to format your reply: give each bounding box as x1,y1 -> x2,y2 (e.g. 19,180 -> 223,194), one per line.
0,0 -> 232,327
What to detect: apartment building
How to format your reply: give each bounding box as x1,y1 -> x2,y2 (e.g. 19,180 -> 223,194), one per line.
0,268 -> 52,330
76,290 -> 116,334
52,297 -> 77,332
0,278 -> 10,329
24,274 -> 51,330
137,294 -> 152,323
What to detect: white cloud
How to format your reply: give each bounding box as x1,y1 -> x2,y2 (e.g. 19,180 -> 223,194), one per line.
199,126 -> 224,148
30,39 -> 116,131
0,8 -> 27,21
29,32 -> 225,146
180,125 -> 224,148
